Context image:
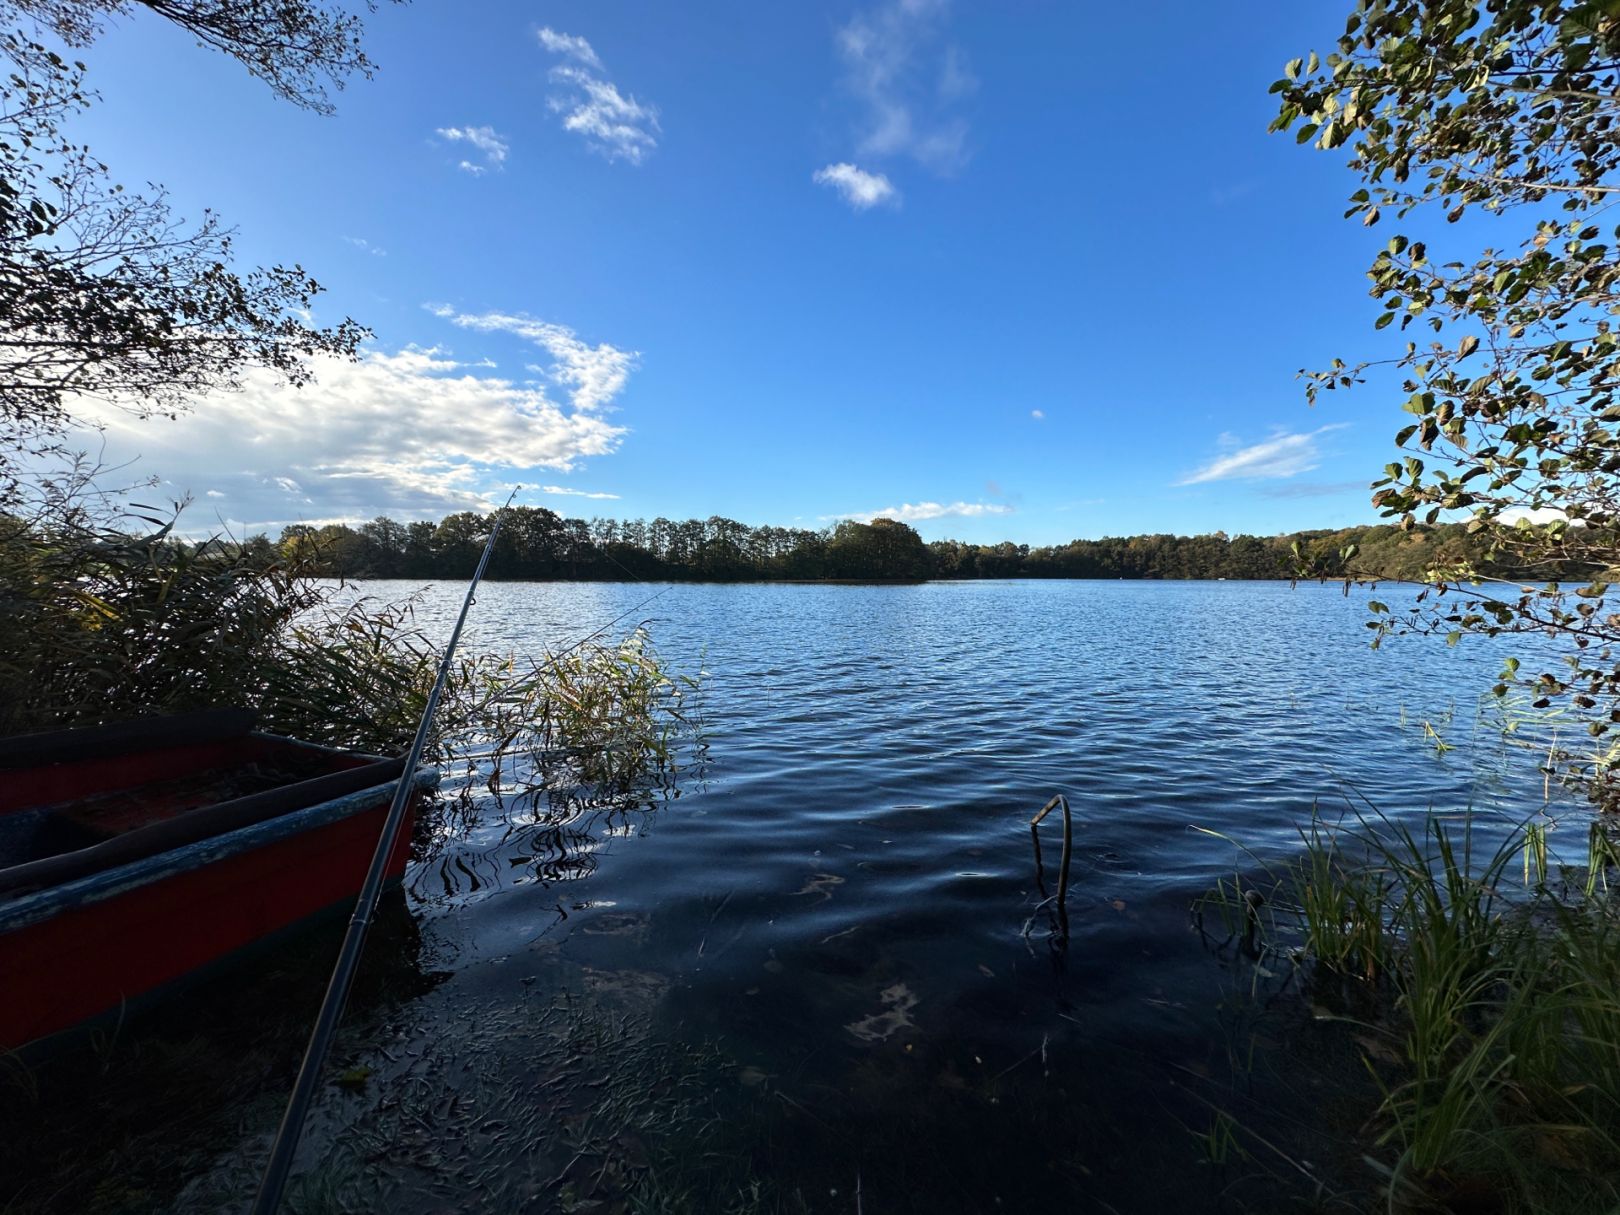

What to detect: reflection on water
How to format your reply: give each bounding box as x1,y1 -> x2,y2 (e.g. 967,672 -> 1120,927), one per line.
0,581 -> 1574,1212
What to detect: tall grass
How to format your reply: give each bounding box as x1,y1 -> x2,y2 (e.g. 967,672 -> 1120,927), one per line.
1199,808 -> 1620,1212
0,499 -> 699,805
0,501 -> 322,735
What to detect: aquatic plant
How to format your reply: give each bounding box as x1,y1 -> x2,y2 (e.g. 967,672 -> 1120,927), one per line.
448,624 -> 701,797
1199,807 -> 1620,1211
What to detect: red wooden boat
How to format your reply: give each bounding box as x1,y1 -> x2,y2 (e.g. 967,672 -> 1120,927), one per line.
0,709 -> 437,1052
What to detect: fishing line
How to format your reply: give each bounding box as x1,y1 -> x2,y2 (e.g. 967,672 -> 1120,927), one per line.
544,585 -> 672,664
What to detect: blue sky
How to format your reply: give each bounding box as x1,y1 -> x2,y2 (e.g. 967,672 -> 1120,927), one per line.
63,1 -> 1422,544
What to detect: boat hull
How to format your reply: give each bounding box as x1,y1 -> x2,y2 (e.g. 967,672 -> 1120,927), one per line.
0,715 -> 436,1051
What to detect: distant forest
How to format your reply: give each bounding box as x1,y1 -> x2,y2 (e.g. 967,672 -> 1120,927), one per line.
265,508 -> 1513,583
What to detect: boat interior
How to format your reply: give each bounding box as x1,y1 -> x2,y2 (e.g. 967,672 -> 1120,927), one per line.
0,710 -> 402,898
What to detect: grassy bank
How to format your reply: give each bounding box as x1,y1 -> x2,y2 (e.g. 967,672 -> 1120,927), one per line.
1199,809 -> 1620,1212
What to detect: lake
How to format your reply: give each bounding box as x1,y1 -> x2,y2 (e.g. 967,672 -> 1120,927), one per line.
0,580 -> 1573,1213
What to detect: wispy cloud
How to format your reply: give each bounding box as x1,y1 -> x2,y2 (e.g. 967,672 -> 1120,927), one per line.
538,31 -> 659,164
813,162 -> 898,210
833,0 -> 974,175
1176,424 -> 1350,486
828,500 -> 1014,524
1030,409 -> 1045,420
426,306 -> 637,413
1259,479 -> 1369,500
1210,181 -> 1259,207
537,27 -> 602,69
540,484 -> 621,500
342,235 -> 386,257
70,346 -> 627,532
436,125 -> 509,175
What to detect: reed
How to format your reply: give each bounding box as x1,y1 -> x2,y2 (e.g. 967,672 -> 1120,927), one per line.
1200,806 -> 1620,1211
0,503 -> 701,808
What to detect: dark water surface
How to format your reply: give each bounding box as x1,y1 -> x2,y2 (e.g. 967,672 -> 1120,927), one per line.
1,581 -> 1574,1213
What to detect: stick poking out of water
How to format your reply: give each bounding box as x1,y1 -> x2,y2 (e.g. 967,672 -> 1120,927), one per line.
1031,794 -> 1073,912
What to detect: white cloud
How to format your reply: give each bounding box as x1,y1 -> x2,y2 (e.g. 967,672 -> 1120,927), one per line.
427,306 -> 636,413
829,500 -> 1015,524
436,125 -> 509,174
1260,479 -> 1368,500
813,162 -> 899,210
537,34 -> 659,164
938,45 -> 976,100
1496,505 -> 1569,525
68,345 -> 628,533
540,485 -> 621,500
549,68 -> 659,164
342,235 -> 386,257
1176,424 -> 1350,486
1030,409 -> 1045,420
537,27 -> 602,69
834,0 -> 973,175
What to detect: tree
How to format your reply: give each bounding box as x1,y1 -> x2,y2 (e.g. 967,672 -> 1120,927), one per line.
1276,0 -> 1620,798
403,519 -> 436,576
0,0 -> 390,503
432,511 -> 490,575
15,0 -> 394,114
495,505 -> 565,578
699,515 -> 751,578
357,515 -> 407,574
826,517 -> 930,580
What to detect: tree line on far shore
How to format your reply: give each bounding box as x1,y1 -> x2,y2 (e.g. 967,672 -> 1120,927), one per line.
264,507 -> 1517,583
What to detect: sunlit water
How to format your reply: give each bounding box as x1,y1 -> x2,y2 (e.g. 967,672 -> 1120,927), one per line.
0,581 -> 1579,1213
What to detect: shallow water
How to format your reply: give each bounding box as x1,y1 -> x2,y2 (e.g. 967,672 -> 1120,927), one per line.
0,580 -> 1576,1213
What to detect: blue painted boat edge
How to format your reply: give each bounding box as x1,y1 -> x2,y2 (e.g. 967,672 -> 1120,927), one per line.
0,767 -> 440,935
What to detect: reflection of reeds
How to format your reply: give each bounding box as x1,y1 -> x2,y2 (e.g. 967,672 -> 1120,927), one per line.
1197,805 -> 1620,1211
410,628 -> 706,905
251,597 -> 707,906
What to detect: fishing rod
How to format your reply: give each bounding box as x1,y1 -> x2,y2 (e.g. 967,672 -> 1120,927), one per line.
250,489 -> 518,1215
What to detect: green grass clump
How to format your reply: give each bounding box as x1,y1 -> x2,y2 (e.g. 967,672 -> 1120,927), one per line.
1199,809 -> 1620,1212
